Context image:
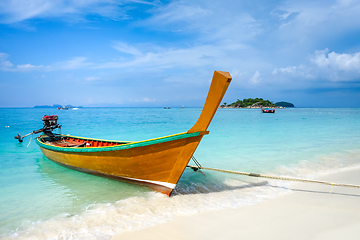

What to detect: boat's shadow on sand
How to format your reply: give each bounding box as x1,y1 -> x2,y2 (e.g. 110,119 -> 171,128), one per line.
172,179 -> 269,196
173,170 -> 360,198
174,182 -> 360,198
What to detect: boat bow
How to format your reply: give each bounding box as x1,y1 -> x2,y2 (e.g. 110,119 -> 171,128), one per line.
188,71 -> 232,133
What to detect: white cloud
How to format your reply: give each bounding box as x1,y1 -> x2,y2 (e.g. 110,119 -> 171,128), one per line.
143,97 -> 155,102
272,66 -> 297,75
0,53 -> 13,71
0,60 -> 14,70
277,0 -> 360,44
16,63 -> 44,71
99,44 -> 224,70
311,49 -> 360,71
143,1 -> 260,44
249,71 -> 262,84
0,53 -> 9,61
0,0 -> 54,23
2,1 -> 360,86
0,53 -> 92,72
85,77 -> 100,81
272,65 -> 312,79
113,42 -> 143,56
53,57 -> 92,70
0,52 -> 44,72
0,0 -> 150,24
148,2 -> 211,24
3,43 -> 222,73
273,49 -> 360,82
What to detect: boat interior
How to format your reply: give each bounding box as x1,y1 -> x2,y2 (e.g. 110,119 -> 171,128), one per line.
40,135 -> 129,148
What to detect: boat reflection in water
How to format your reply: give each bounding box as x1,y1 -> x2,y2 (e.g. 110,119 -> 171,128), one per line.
36,156 -> 148,206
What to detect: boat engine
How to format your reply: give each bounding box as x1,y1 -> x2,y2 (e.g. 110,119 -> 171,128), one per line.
39,115 -> 60,137
41,115 -> 59,130
15,115 -> 61,142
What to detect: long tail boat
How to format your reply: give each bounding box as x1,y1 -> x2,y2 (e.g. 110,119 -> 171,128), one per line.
35,71 -> 232,196
261,107 -> 275,113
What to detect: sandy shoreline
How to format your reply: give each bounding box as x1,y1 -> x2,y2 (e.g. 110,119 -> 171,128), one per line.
111,167 -> 360,240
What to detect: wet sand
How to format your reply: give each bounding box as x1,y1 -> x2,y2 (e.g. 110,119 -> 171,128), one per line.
111,167 -> 360,240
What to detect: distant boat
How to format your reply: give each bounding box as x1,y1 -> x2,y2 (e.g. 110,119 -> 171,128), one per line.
261,107 -> 275,113
163,107 -> 171,109
35,71 -> 232,196
57,106 -> 70,110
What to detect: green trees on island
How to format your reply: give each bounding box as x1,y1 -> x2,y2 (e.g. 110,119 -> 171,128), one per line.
220,98 -> 295,108
220,98 -> 277,108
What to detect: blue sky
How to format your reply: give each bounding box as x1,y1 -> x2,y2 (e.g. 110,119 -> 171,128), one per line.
1,0 -> 360,107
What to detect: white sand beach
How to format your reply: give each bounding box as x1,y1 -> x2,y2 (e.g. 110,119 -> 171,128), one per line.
111,167 -> 360,240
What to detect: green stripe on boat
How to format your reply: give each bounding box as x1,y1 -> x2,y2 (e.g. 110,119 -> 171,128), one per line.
36,131 -> 205,153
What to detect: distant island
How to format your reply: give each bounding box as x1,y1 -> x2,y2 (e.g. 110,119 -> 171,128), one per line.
34,104 -> 83,108
220,98 -> 294,108
274,101 -> 295,108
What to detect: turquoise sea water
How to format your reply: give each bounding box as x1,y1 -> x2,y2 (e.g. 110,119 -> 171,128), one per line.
1,107 -> 360,239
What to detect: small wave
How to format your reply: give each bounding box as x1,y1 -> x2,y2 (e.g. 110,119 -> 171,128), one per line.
4,149 -> 360,240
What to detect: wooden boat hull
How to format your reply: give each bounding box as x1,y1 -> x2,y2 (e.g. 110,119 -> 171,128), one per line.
37,131 -> 207,195
36,70 -> 232,196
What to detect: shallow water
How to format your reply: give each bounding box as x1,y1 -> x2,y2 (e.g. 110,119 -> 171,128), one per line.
1,107 -> 360,239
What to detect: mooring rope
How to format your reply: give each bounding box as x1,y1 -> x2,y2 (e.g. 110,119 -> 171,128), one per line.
26,133 -> 33,147
191,156 -> 202,169
187,165 -> 360,189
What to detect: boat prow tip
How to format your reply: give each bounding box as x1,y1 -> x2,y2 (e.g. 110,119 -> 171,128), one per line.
215,70 -> 232,81
187,70 -> 232,134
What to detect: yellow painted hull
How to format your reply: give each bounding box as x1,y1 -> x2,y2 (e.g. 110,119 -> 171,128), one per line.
36,71 -> 232,196
38,132 -> 206,195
